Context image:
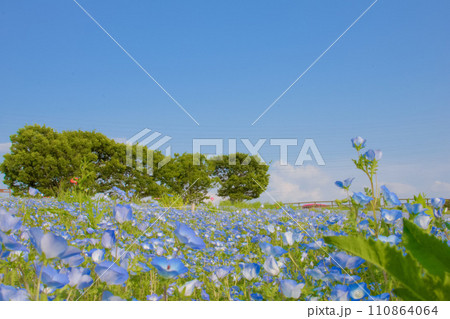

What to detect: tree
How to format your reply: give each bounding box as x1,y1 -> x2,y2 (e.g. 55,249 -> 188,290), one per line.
0,124 -> 167,197
158,153 -> 213,207
1,125 -> 64,196
211,153 -> 269,202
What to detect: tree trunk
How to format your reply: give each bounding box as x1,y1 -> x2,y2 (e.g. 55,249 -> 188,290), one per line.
191,203 -> 195,212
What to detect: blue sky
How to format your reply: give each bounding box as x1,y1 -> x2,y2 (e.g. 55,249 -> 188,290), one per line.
1,0 -> 449,201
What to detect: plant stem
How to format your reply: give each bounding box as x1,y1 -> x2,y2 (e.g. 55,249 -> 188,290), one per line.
163,284 -> 167,301
35,265 -> 44,301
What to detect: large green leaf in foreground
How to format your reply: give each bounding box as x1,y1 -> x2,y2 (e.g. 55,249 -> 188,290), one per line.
324,223 -> 450,300
402,219 -> 450,279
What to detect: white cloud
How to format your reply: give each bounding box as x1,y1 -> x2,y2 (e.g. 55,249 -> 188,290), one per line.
431,181 -> 450,196
261,161 -> 440,203
379,182 -> 419,198
0,143 -> 11,153
261,162 -> 346,203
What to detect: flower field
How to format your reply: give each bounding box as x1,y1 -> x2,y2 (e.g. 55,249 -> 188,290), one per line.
0,195 -> 448,301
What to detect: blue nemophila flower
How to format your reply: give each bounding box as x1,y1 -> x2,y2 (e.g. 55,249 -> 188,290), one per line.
259,242 -> 287,257
352,192 -> 373,206
29,228 -> 68,259
174,222 -> 205,250
348,282 -> 369,300
36,264 -> 70,289
351,136 -> 366,150
404,203 -> 427,216
150,256 -> 188,279
281,231 -> 294,246
95,261 -> 129,285
101,230 -> 116,249
326,267 -> 361,284
230,286 -> 244,300
178,279 -> 202,296
110,186 -> 129,202
431,198 -> 446,218
330,284 -> 349,301
0,284 -> 29,301
0,211 -> 22,233
414,212 -> 432,229
335,178 -> 355,190
358,220 -> 370,231
377,234 -> 401,245
102,291 -> 125,301
267,224 -> 276,233
380,209 -> 403,224
306,267 -> 326,281
0,231 -> 28,252
327,214 -> 340,225
279,279 -> 305,299
201,289 -> 210,301
363,149 -> 382,162
113,204 -> 133,224
305,238 -> 325,250
61,246 -> 84,267
250,293 -> 264,301
370,292 -> 390,301
28,187 -> 40,196
67,267 -> 93,289
240,263 -> 261,280
146,293 -> 162,301
431,197 -> 446,209
214,266 -> 234,279
90,249 -> 105,263
263,255 -> 280,276
380,185 -> 401,207
330,251 -> 365,269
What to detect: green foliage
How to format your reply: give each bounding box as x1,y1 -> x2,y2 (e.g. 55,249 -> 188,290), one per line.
411,193 -> 428,206
211,153 -> 269,202
0,124 -> 167,198
1,125 -> 64,196
157,193 -> 186,209
158,153 -> 213,205
325,219 -> 450,301
402,219 -> 450,279
215,200 -> 283,212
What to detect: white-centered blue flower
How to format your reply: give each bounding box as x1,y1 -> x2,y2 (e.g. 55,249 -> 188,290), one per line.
414,212 -> 432,229
279,279 -> 305,299
263,255 -> 280,276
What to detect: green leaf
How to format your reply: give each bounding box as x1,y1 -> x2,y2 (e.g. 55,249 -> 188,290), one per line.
393,288 -> 417,301
324,235 -> 447,300
402,219 -> 450,279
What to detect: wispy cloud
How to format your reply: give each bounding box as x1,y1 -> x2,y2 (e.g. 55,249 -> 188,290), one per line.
261,161 -> 448,203
431,181 -> 450,196
261,162 -> 346,203
380,182 -> 419,198
0,143 -> 11,153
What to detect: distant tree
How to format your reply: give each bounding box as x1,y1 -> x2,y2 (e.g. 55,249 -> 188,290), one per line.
1,125 -> 63,196
158,153 -> 214,208
0,124 -> 167,197
211,153 -> 269,202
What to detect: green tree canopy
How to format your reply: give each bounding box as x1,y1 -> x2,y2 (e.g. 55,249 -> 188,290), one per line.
0,124 -> 167,197
158,153 -> 214,205
211,153 -> 269,202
